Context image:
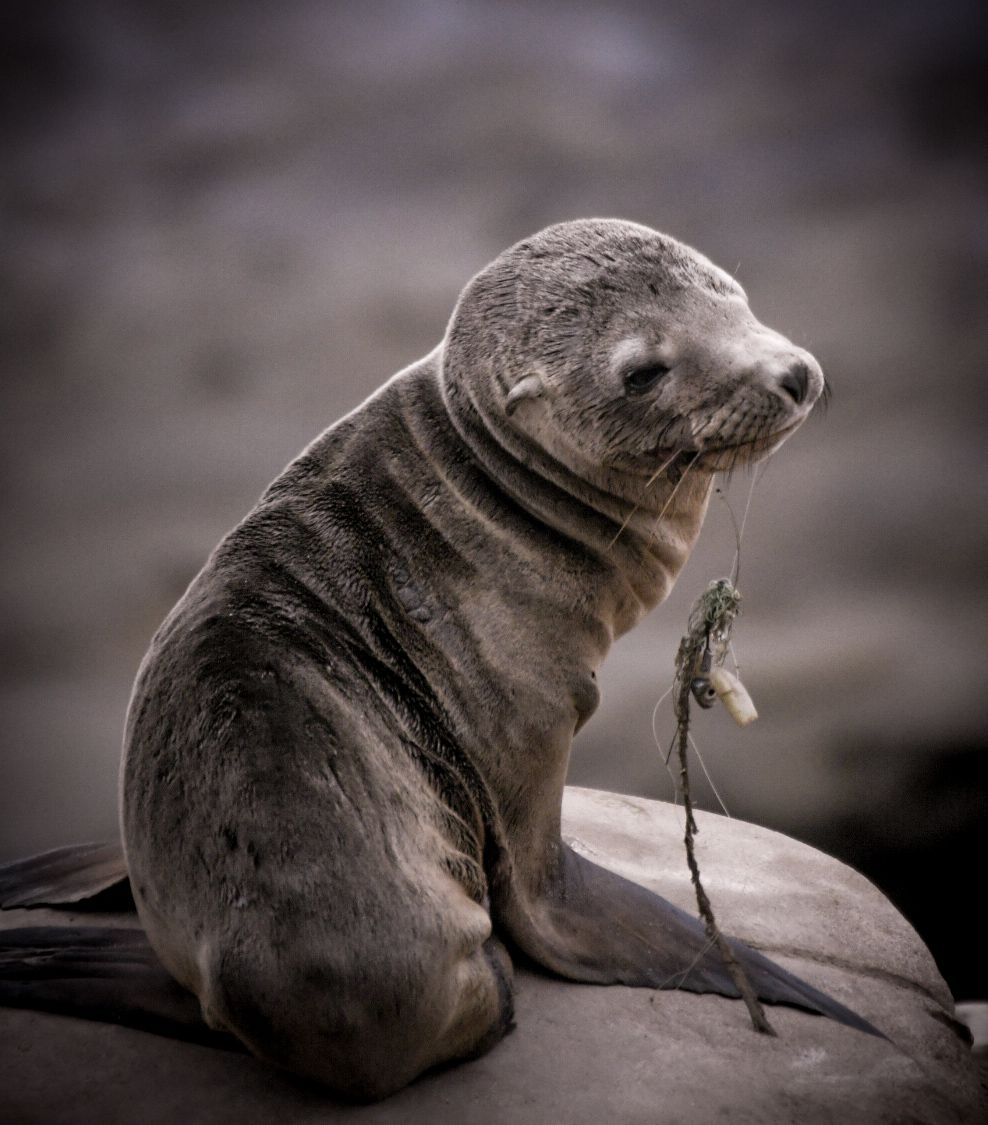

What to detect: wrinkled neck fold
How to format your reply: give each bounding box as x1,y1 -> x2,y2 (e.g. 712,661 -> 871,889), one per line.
435,351 -> 714,619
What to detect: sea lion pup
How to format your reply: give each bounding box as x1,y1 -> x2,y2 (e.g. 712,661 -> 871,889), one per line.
2,220 -> 876,1099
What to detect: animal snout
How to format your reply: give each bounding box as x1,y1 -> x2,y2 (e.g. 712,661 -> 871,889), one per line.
753,350 -> 821,410
778,360 -> 810,406
733,331 -> 823,413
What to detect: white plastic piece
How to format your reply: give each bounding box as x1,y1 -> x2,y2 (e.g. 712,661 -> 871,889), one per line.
708,667 -> 758,727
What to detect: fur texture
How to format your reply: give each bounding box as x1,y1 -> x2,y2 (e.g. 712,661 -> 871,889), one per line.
114,220 -> 853,1100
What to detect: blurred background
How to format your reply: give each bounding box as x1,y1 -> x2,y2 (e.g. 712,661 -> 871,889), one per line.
1,0 -> 985,1000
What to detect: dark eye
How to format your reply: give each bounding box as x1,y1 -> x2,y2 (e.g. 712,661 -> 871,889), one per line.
624,363 -> 671,394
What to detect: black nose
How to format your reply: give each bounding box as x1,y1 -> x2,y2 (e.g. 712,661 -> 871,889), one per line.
779,360 -> 810,406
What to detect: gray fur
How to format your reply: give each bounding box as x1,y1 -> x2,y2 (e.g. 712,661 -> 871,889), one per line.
121,220 -> 841,1101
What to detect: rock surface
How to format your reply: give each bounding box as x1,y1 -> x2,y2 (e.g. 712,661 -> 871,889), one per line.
1,787 -> 983,1124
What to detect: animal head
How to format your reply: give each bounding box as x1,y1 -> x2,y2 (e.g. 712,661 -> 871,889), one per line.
444,219 -> 824,480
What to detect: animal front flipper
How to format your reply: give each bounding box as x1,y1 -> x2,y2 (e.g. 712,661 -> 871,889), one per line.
499,842 -> 882,1037
0,925 -> 236,1050
0,842 -> 133,911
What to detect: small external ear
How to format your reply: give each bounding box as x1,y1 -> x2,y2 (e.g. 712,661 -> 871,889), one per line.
504,373 -> 545,416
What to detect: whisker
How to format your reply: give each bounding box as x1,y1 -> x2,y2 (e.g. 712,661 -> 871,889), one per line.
607,450 -> 680,549
819,378 -> 832,412
647,454 -> 697,545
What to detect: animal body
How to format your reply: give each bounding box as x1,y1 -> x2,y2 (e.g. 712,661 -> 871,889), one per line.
1,220 -> 876,1100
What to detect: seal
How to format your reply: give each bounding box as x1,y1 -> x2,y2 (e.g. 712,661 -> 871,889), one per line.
0,220 -> 877,1100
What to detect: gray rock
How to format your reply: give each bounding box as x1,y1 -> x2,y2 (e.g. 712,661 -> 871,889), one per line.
1,786 -> 983,1124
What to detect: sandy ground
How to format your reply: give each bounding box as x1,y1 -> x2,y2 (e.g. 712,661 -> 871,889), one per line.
1,1 -> 986,997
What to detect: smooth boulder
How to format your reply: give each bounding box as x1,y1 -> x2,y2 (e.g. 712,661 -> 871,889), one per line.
0,786 -> 982,1124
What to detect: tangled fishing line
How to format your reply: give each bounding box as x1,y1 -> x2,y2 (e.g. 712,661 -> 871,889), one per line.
672,575 -> 775,1036
665,473 -> 776,1035
610,460 -> 778,1033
